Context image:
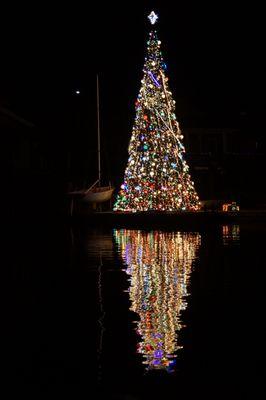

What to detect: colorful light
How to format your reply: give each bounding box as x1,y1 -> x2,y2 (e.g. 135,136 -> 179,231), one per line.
113,13 -> 200,212
114,229 -> 201,372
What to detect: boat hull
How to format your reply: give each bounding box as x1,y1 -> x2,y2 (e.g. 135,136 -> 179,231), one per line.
83,187 -> 114,203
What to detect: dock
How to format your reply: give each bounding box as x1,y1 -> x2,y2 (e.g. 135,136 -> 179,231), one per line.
67,210 -> 266,230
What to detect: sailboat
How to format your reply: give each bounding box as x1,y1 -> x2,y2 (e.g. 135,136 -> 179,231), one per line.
68,75 -> 114,211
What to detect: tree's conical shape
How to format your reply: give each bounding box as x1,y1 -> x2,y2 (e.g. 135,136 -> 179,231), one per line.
114,14 -> 200,212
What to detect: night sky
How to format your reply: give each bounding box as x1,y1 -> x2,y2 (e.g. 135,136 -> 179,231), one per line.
1,1 -> 264,193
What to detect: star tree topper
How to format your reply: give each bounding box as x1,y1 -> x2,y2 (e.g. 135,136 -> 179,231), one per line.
148,11 -> 158,25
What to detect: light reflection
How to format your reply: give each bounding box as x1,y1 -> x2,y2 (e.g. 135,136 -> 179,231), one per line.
114,230 -> 201,372
222,225 -> 240,245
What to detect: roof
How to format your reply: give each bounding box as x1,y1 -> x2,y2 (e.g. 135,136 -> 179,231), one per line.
0,106 -> 35,128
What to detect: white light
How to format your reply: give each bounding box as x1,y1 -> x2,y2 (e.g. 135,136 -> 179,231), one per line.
148,11 -> 158,25
75,90 -> 80,95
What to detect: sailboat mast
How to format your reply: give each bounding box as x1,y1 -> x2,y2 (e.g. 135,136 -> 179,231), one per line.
97,75 -> 101,186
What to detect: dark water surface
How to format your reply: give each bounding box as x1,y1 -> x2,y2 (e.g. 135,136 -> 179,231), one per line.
6,222 -> 266,398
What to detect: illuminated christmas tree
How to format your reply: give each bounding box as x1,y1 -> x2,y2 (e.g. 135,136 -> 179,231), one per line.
113,11 -> 200,212
114,229 -> 201,372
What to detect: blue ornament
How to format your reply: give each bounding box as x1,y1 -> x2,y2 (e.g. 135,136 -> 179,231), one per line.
153,333 -> 163,338
154,349 -> 164,358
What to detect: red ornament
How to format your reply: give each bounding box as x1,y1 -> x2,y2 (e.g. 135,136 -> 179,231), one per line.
145,344 -> 154,352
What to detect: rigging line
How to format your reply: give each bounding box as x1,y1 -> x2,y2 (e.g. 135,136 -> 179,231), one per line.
154,109 -> 172,131
154,108 -> 185,154
142,75 -> 184,153
160,70 -> 181,138
159,72 -> 186,155
160,70 -> 174,129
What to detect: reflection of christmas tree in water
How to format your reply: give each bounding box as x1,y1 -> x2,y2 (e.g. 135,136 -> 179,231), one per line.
114,230 -> 201,372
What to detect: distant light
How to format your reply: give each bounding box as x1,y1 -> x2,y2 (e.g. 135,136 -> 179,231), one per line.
75,90 -> 80,95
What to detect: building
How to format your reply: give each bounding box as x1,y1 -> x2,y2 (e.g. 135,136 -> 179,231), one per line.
183,124 -> 265,206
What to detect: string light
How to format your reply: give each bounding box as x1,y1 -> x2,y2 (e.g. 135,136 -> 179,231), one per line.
113,13 -> 200,212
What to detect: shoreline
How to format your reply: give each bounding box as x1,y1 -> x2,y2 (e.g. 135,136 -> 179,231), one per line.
67,209 -> 266,230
